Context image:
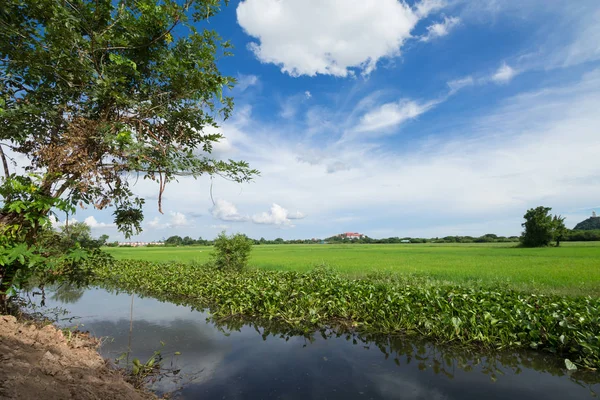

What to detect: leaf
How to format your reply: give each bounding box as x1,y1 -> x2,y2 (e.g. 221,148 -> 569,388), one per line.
564,359 -> 578,371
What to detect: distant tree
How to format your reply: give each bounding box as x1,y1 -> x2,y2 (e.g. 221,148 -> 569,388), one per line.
182,236 -> 195,246
520,206 -> 566,247
165,235 -> 183,246
99,234 -> 110,247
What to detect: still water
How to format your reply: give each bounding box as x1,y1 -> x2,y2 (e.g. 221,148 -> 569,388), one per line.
41,286 -> 600,399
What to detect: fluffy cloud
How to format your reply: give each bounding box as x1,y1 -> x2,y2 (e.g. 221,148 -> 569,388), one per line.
210,199 -> 248,222
420,16 -> 460,42
237,0 -> 438,77
355,99 -> 436,133
145,212 -> 191,229
147,217 -> 163,229
252,203 -> 305,226
84,216 -> 115,229
491,63 -> 517,83
168,212 -> 189,228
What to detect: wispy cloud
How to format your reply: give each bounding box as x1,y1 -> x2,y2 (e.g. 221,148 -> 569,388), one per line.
236,73 -> 259,91
420,16 -> 461,42
354,99 -> 437,134
447,76 -> 474,93
491,63 -> 517,84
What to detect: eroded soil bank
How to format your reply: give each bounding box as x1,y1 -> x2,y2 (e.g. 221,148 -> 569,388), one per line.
0,315 -> 155,400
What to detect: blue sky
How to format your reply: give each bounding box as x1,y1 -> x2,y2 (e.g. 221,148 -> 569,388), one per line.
74,0 -> 600,241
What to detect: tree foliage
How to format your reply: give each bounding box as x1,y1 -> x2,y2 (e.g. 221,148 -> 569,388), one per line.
520,206 -> 566,247
0,0 -> 257,308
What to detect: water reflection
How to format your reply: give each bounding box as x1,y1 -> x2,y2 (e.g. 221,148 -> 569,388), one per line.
49,283 -> 85,304
43,285 -> 600,399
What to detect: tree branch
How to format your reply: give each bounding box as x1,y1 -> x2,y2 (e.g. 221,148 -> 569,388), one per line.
0,144 -> 10,177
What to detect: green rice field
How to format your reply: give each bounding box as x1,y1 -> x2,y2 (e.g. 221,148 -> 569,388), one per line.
105,242 -> 600,296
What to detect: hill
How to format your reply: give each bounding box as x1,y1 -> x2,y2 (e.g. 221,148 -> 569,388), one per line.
574,216 -> 600,230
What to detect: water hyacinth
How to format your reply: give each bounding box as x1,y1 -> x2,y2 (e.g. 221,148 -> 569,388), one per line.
92,260 -> 600,369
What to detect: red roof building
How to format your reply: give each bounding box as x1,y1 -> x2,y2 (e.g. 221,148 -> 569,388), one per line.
339,232 -> 364,239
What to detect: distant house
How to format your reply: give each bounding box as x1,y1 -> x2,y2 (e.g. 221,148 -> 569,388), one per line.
338,232 -> 364,240
118,241 -> 165,247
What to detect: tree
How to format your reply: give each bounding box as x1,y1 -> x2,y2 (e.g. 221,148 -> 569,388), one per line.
520,206 -> 566,247
98,234 -> 110,246
182,236 -> 195,245
211,232 -> 252,271
58,222 -> 108,249
164,235 -> 183,246
552,215 -> 567,247
0,0 -> 257,308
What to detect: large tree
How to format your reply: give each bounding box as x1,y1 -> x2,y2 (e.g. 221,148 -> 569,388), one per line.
520,206 -> 566,247
0,0 -> 257,307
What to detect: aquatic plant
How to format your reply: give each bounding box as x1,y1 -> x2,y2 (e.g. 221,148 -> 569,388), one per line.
93,260 -> 600,369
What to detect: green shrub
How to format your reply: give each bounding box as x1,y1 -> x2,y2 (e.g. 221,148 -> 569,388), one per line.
211,232 -> 253,271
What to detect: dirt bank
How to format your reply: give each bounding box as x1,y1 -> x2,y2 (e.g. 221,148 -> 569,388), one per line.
0,315 -> 155,399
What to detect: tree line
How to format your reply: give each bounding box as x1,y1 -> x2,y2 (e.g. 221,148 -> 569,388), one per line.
148,230 -> 599,248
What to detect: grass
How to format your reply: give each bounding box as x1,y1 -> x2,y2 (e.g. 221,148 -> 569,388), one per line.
105,242 -> 600,296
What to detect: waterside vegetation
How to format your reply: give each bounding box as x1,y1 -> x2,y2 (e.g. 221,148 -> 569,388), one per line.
93,259 -> 600,370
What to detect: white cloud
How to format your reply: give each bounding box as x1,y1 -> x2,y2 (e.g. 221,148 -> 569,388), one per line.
147,217 -> 162,229
355,99 -> 435,133
145,212 -> 191,229
420,16 -> 460,42
288,210 -> 306,220
252,203 -> 305,226
279,92 -> 313,119
491,63 -> 517,83
168,211 -> 189,228
237,0 -> 442,77
209,224 -> 230,230
210,199 -> 248,222
326,161 -> 352,174
447,76 -> 474,93
415,0 -> 447,18
84,216 -> 115,229
236,74 -> 259,91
